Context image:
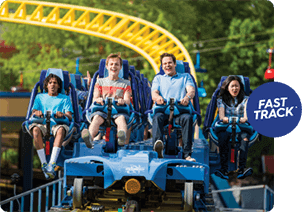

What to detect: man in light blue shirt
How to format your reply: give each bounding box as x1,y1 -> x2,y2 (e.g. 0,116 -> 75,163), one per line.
151,53 -> 196,162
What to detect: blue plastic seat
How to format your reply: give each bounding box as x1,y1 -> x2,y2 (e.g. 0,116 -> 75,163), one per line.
203,75 -> 259,172
23,68 -> 80,137
70,73 -> 90,121
22,68 -> 81,166
147,60 -> 201,127
83,59 -> 139,139
145,61 -> 201,158
204,75 -> 259,148
128,66 -> 142,130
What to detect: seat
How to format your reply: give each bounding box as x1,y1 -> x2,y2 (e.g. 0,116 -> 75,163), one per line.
145,61 -> 201,158
128,65 -> 142,131
83,59 -> 139,152
147,61 -> 201,126
22,68 -> 81,166
203,75 -> 259,172
70,73 -> 89,120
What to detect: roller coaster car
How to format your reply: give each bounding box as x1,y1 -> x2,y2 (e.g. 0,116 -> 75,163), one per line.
22,68 -> 81,168
203,76 -> 260,177
58,60 -> 210,211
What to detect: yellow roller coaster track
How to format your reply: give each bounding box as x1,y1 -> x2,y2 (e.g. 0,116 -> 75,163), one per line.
0,0 -> 197,81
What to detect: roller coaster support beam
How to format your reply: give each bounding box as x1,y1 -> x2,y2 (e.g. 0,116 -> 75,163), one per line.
0,0 -> 197,81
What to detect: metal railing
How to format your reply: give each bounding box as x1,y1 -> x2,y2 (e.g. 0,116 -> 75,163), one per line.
0,172 -> 63,212
211,184 -> 274,212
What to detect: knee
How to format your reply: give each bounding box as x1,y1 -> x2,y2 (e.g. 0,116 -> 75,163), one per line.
92,115 -> 104,124
153,112 -> 164,122
239,133 -> 249,143
115,115 -> 126,124
32,127 -> 42,137
56,127 -> 66,137
181,114 -> 193,124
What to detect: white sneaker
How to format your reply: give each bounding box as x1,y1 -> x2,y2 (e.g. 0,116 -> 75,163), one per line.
81,129 -> 94,149
117,130 -> 126,146
153,140 -> 164,158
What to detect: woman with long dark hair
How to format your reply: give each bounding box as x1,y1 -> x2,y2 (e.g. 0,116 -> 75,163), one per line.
214,75 -> 252,180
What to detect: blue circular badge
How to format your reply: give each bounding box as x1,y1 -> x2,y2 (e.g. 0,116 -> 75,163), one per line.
247,82 -> 301,137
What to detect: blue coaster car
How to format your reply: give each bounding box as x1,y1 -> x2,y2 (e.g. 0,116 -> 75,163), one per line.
22,68 -> 81,167
203,75 -> 260,178
57,60 -> 210,212
60,149 -> 209,211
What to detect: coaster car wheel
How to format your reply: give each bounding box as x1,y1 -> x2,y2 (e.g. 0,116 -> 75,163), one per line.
184,181 -> 194,212
73,178 -> 84,209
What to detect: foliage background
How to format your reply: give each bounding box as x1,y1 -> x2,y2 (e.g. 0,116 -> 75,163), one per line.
0,0 -> 274,175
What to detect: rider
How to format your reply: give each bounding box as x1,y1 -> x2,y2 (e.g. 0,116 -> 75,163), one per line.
29,73 -> 73,179
82,53 -> 132,148
151,53 -> 196,162
214,75 -> 251,179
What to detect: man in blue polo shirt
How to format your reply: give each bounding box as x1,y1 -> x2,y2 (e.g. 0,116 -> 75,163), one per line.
151,53 -> 196,162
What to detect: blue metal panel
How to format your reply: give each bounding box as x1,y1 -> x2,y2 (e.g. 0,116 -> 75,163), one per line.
211,174 -> 240,208
0,92 -> 31,98
166,167 -> 205,181
65,149 -> 209,191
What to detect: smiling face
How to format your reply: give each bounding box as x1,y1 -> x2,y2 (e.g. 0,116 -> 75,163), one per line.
47,77 -> 60,96
106,57 -> 122,77
162,56 -> 177,76
228,80 -> 241,98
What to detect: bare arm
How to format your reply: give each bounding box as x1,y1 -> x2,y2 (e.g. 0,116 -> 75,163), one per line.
152,89 -> 164,104
123,90 -> 131,105
152,89 -> 161,101
240,101 -> 248,123
92,84 -> 103,105
186,85 -> 195,99
32,109 -> 43,117
218,107 -> 228,123
64,111 -> 73,121
180,85 -> 195,106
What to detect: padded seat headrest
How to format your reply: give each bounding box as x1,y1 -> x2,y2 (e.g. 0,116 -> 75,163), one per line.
39,68 -> 69,94
70,74 -> 82,90
219,75 -> 250,96
159,60 -> 187,75
98,59 -> 129,80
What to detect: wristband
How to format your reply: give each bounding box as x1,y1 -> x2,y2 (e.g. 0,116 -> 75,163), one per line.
186,95 -> 192,100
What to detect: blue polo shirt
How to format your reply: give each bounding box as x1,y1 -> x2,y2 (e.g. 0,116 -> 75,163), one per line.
151,73 -> 195,101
